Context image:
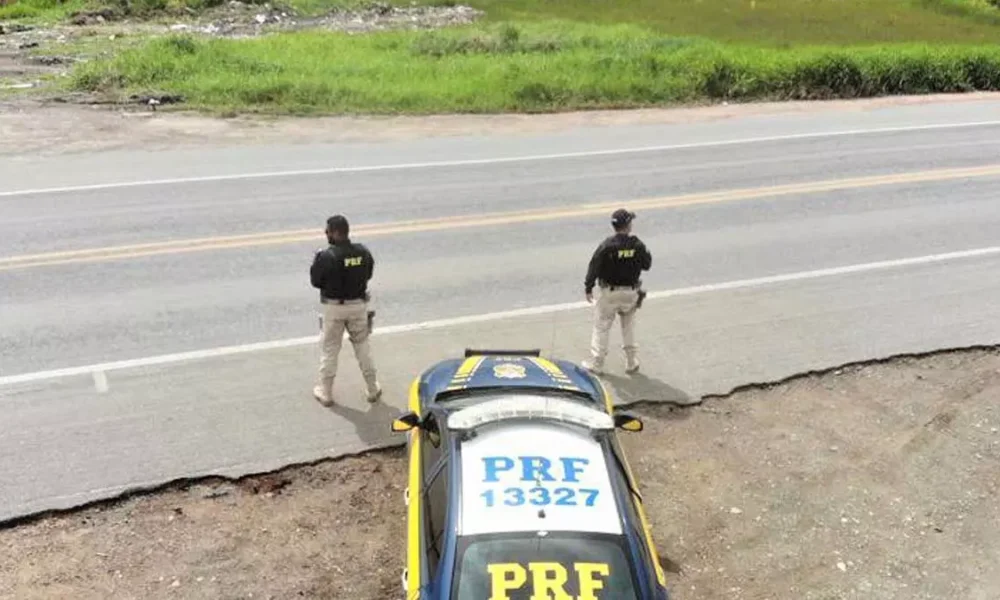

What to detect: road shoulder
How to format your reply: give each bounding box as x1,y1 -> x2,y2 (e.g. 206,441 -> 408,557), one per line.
3,92 -> 1000,157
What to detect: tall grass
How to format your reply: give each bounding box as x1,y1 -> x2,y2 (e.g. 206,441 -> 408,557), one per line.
0,0 -> 85,21
69,23 -> 1000,115
462,0 -> 1000,44
5,0 -> 1000,43
918,0 -> 1000,26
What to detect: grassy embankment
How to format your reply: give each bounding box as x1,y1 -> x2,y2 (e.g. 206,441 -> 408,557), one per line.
0,0 -> 81,22
6,0 -> 1000,114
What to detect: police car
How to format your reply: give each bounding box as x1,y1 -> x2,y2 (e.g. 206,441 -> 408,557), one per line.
390,348 -> 672,600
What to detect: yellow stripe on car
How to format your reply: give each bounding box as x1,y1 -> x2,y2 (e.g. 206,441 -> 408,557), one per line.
446,356 -> 486,390
634,493 -> 667,588
617,442 -> 668,588
530,357 -> 581,391
530,356 -> 566,378
596,377 -> 666,586
597,379 -> 615,414
405,377 -> 423,598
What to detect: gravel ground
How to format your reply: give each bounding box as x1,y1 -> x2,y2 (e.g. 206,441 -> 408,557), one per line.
1,347 -> 998,599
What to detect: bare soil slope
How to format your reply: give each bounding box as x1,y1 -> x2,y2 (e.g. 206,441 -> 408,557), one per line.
1,347 -> 998,599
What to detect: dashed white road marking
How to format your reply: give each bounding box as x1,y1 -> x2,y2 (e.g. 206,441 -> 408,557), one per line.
93,371 -> 109,393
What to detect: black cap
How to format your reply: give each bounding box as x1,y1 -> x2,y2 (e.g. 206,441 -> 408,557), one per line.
326,214 -> 350,235
611,209 -> 635,227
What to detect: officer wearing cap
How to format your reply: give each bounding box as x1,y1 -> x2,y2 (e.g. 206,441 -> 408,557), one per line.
582,208 -> 652,375
309,214 -> 382,406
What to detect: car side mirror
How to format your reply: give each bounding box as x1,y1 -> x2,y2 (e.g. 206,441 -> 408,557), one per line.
613,412 -> 643,432
390,411 -> 421,433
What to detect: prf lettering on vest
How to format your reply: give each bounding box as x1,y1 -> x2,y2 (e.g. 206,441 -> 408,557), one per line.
344,256 -> 364,267
617,248 -> 635,259
487,561 -> 611,600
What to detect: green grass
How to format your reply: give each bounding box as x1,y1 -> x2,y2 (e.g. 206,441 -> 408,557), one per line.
5,0 -> 1000,44
919,0 -> 1000,25
68,22 -> 1000,115
0,0 -> 85,22
12,0 -> 1000,116
464,0 -> 1000,44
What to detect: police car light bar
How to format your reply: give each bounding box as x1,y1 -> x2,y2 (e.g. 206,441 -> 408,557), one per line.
463,348 -> 542,358
447,394 -> 615,431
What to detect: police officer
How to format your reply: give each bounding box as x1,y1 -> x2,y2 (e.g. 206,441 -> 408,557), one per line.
582,208 -> 652,375
310,214 -> 382,406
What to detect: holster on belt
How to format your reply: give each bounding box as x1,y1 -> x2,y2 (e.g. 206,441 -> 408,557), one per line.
632,279 -> 646,311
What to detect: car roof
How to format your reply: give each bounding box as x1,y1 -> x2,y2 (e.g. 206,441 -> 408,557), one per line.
419,354 -> 604,403
450,395 -> 625,538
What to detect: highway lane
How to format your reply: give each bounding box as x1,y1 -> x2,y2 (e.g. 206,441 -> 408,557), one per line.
3,118 -> 1000,374
3,123 -> 999,254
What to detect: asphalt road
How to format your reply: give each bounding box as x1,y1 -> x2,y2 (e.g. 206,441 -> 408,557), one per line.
2,96 -> 1000,522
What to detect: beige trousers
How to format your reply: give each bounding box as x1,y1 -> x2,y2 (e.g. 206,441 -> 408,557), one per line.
589,287 -> 639,368
318,300 -> 378,397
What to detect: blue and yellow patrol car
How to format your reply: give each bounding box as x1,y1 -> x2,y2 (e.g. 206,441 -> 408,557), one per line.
390,348 -> 672,600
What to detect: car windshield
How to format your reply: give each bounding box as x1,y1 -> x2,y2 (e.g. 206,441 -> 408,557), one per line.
451,532 -> 639,599
437,388 -> 597,412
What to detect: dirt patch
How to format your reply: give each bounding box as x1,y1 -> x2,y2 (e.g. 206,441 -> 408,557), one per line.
167,1 -> 484,37
2,347 -> 998,599
0,23 -> 72,84
0,450 -> 408,600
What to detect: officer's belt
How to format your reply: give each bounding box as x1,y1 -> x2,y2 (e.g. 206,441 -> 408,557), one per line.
321,297 -> 366,304
600,283 -> 638,291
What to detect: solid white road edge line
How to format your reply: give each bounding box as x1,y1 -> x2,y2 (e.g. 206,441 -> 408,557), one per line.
2,120 -> 1000,198
2,244 -> 998,387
